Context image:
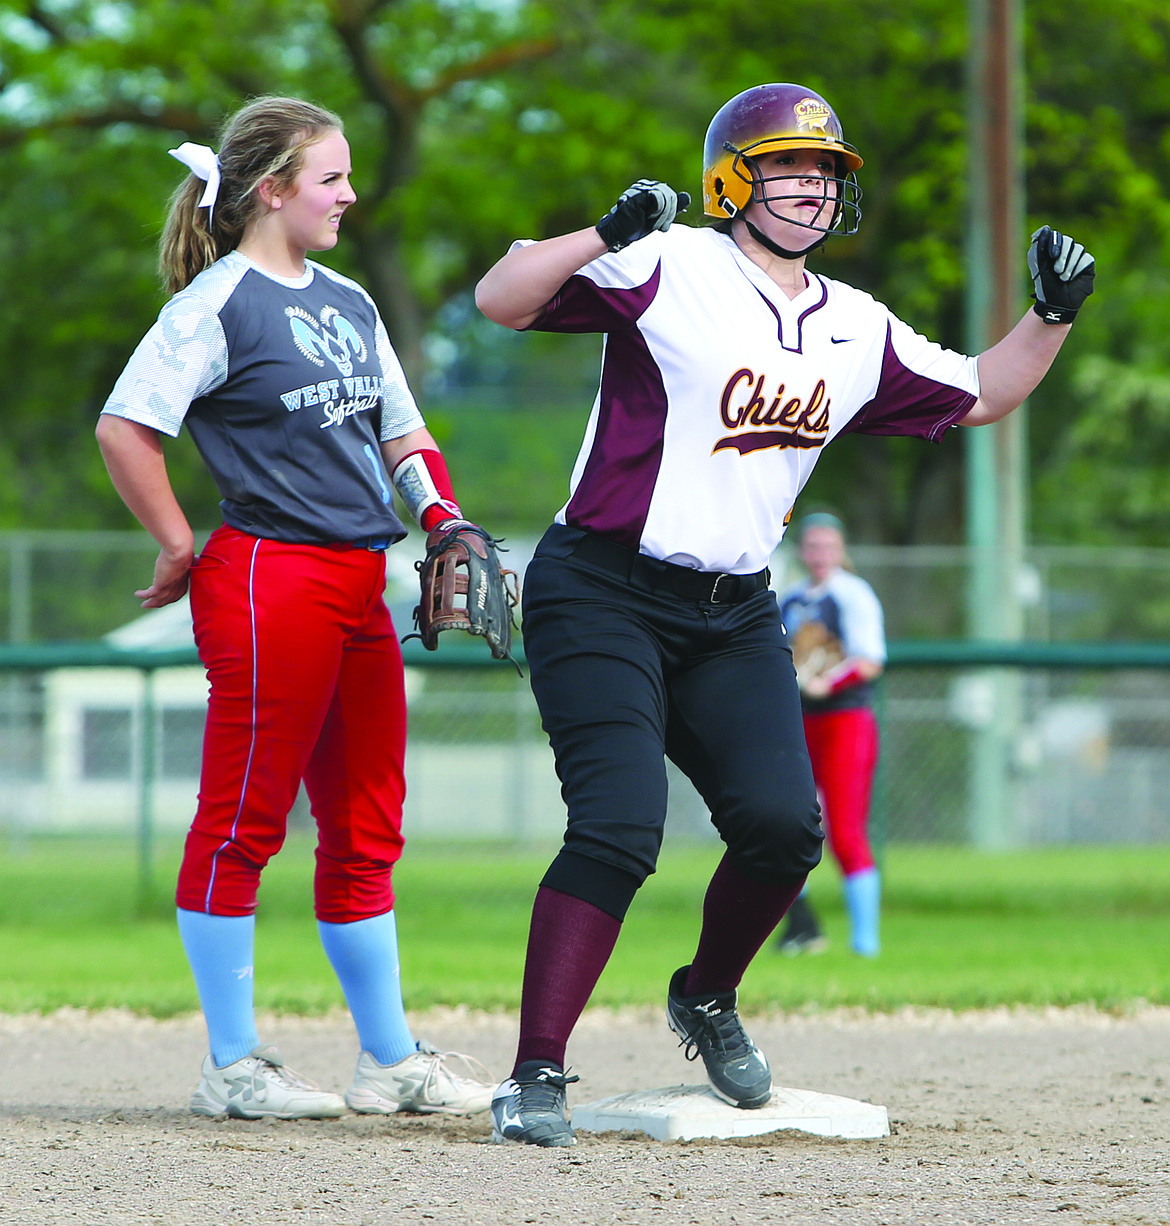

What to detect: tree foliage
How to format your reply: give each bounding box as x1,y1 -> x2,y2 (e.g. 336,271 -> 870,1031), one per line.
0,0 -> 1167,542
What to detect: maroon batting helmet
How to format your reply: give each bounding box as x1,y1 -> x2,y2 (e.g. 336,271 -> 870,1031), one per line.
703,83 -> 863,236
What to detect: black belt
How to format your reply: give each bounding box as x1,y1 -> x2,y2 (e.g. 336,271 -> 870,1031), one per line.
571,532 -> 770,605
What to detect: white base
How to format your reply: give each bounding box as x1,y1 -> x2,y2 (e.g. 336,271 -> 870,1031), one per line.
572,1083 -> 890,1141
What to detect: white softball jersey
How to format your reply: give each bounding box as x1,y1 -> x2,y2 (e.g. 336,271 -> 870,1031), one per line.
101,251 -> 425,545
525,225 -> 979,574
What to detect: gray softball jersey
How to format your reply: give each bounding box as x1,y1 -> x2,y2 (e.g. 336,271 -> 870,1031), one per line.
102,251 -> 425,545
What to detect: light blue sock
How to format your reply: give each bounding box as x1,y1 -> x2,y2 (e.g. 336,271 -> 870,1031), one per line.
318,910 -> 416,1066
843,868 -> 881,957
176,908 -> 260,1068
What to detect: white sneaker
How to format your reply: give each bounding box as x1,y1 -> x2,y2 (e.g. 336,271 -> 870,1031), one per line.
345,1040 -> 494,1115
189,1045 -> 346,1119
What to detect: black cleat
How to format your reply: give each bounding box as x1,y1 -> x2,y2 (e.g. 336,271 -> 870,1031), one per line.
666,965 -> 772,1109
490,1060 -> 580,1147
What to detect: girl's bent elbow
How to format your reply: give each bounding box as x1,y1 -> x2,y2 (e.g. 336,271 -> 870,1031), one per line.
474,284 -> 515,328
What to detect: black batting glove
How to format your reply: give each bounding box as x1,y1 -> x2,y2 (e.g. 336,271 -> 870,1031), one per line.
1028,226 -> 1095,324
595,180 -> 691,253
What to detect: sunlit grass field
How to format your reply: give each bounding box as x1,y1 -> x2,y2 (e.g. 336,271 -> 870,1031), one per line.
1,835 -> 1167,1016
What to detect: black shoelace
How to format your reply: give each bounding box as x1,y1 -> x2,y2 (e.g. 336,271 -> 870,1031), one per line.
678,1000 -> 752,1062
518,1068 -> 579,1112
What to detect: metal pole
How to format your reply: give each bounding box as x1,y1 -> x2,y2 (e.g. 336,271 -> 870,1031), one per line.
3,537 -> 33,848
965,0 -> 1026,847
137,667 -> 157,913
8,533 -> 32,643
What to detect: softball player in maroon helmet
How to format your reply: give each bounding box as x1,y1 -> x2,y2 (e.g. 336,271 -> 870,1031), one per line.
475,81 -> 1095,1146
97,95 -> 494,1120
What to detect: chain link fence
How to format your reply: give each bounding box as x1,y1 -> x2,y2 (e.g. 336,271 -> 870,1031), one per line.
2,531 -> 1170,856
875,661 -> 1170,846
4,650 -> 1170,855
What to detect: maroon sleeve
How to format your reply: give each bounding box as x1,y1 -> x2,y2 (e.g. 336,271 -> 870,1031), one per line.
842,323 -> 977,443
526,263 -> 662,335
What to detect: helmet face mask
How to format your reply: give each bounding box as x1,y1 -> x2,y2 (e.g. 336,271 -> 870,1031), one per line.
704,84 -> 863,239
727,146 -> 861,238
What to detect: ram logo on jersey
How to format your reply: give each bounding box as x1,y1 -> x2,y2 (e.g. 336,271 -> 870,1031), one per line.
285,304 -> 369,377
713,369 -> 831,455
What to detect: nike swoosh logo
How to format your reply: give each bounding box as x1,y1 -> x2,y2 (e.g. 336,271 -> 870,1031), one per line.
830,336 -> 855,344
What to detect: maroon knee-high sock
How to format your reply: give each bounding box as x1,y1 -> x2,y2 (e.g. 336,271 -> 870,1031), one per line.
685,854 -> 805,996
513,885 -> 622,1073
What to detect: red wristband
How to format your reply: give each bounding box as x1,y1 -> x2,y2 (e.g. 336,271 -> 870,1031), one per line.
393,448 -> 463,530
827,663 -> 867,695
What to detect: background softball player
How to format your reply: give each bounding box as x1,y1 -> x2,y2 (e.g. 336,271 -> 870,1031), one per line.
778,512 -> 886,957
475,81 -> 1095,1146
96,95 -> 493,1119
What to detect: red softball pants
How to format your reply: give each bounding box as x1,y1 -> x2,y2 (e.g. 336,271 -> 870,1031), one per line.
176,525 -> 407,922
802,706 -> 879,876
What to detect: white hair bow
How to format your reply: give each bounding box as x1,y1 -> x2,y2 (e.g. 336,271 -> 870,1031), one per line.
168,142 -> 221,223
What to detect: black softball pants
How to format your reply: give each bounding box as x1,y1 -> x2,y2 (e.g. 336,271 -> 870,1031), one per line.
522,525 -> 823,918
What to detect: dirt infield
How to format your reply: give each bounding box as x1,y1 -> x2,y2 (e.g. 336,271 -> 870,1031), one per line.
1,1005 -> 1168,1225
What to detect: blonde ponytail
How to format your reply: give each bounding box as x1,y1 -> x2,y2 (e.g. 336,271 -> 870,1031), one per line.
158,96 -> 344,295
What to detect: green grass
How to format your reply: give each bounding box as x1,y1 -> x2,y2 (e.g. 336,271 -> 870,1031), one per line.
1,835 -> 1168,1016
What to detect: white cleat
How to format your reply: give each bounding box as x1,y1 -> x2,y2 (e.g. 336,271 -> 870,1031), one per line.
189,1045 -> 346,1119
345,1041 -> 494,1115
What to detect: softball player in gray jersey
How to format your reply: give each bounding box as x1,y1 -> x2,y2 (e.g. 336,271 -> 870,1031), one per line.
97,96 -> 494,1120
778,513 -> 887,958
476,82 -> 1096,1146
